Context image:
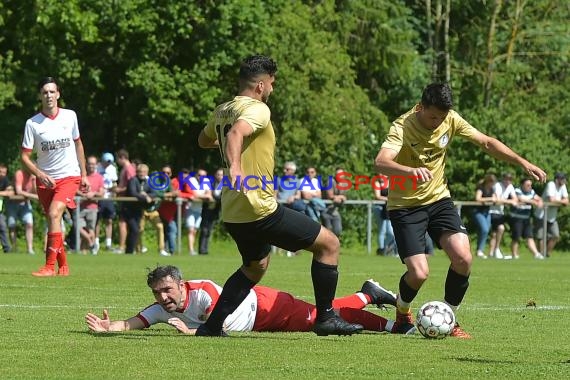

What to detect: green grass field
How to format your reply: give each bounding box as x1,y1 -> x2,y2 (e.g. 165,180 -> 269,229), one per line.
1,242 -> 568,379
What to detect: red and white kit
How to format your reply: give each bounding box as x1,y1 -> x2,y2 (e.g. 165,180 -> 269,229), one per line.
136,280 -> 388,333
22,108 -> 81,211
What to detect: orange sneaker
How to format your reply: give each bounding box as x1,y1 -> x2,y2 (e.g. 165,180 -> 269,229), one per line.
32,266 -> 56,277
58,266 -> 70,276
450,323 -> 472,339
396,310 -> 414,325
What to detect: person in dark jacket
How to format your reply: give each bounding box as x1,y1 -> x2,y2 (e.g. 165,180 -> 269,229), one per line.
124,164 -> 157,254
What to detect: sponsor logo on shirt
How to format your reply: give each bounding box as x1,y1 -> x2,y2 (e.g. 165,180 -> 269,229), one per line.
41,138 -> 71,151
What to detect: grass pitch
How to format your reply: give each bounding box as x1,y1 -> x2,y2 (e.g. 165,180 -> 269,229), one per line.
0,242 -> 568,379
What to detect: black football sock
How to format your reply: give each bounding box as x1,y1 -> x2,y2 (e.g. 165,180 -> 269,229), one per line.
203,269 -> 256,333
311,260 -> 338,322
444,267 -> 470,307
398,272 -> 418,304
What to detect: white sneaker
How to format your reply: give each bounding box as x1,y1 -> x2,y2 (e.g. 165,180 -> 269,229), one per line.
503,255 -> 513,260
476,250 -> 488,259
190,250 -> 198,256
494,249 -> 503,259
141,246 -> 148,254
159,250 -> 171,257
534,253 -> 545,260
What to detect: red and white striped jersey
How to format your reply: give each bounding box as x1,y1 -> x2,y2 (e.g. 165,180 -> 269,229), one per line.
22,108 -> 81,179
136,280 -> 258,332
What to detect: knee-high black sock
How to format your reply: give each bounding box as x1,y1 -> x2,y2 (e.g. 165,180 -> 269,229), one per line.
311,260 -> 338,322
444,267 -> 470,307
399,272 -> 419,304
203,269 -> 256,332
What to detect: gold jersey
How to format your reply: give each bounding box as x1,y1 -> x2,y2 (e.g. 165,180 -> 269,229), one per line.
381,105 -> 479,209
203,96 -> 277,222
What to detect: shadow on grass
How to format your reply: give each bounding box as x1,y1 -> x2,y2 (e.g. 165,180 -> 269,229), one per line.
451,357 -> 518,364
70,329 -> 377,340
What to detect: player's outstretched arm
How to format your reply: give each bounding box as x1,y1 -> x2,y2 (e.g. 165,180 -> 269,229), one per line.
472,131 -> 547,182
85,309 -> 145,333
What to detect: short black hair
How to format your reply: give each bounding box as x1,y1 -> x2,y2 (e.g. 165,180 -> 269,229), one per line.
38,77 -> 59,92
421,83 -> 453,111
147,265 -> 182,287
239,55 -> 278,83
116,149 -> 129,160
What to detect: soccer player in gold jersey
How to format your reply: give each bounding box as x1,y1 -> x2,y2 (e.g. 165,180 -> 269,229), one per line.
375,83 -> 546,338
196,55 -> 363,336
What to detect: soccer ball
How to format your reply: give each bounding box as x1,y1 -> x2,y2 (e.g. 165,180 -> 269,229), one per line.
416,301 -> 455,339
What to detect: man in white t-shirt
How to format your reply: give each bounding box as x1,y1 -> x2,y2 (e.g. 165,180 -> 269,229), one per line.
85,265 -> 416,335
534,172 -> 568,257
95,152 -> 118,251
21,77 -> 89,277
488,173 -> 518,259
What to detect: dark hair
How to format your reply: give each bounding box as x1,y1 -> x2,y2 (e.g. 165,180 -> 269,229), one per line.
0,162 -> 7,169
239,55 -> 277,83
147,265 -> 182,287
421,83 -> 453,111
38,77 -> 59,92
116,149 -> 129,160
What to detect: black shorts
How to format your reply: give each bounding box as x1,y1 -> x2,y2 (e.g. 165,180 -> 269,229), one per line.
510,217 -> 532,241
389,198 -> 466,261
490,214 -> 506,231
98,200 -> 116,220
224,205 -> 321,266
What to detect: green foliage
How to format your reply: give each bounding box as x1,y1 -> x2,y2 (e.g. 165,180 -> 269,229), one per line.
0,0 -> 568,245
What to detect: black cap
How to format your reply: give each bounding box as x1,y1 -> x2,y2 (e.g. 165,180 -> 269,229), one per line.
554,172 -> 566,180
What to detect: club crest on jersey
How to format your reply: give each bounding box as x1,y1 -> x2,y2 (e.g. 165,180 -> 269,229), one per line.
439,134 -> 449,148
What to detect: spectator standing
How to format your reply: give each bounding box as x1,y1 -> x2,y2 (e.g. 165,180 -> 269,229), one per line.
113,149 -> 136,254
510,178 -> 544,259
472,174 -> 497,259
124,164 -> 157,254
534,172 -> 568,257
22,77 -> 89,276
0,164 -> 13,253
157,165 -> 179,256
321,168 -> 347,237
488,173 -> 517,259
198,168 -> 223,255
185,169 -> 212,256
7,168 -> 38,254
96,152 -> 118,251
373,175 -> 396,256
76,156 -> 104,254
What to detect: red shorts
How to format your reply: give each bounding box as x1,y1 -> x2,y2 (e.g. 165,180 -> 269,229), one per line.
36,176 -> 81,213
252,285 -> 317,332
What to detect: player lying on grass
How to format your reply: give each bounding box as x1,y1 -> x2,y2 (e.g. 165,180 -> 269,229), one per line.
85,265 -> 416,335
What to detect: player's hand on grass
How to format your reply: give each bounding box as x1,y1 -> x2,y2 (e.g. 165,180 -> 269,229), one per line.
85,309 -> 111,332
168,317 -> 191,334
